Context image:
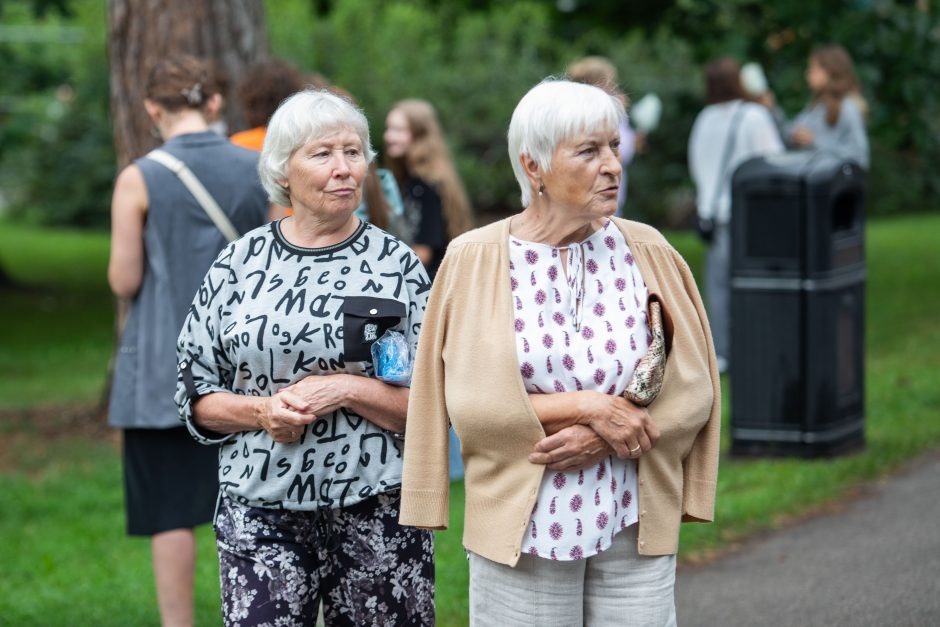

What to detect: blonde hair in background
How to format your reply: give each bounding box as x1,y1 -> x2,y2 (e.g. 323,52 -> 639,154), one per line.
566,56 -> 619,92
386,99 -> 473,240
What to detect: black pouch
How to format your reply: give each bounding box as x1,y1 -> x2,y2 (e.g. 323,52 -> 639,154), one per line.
342,296 -> 406,362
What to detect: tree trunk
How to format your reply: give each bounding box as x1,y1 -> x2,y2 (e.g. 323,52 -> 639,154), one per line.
107,0 -> 269,168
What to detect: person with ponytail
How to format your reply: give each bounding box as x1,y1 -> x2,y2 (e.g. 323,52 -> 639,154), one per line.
108,55 -> 270,627
788,44 -> 870,169
384,99 -> 473,279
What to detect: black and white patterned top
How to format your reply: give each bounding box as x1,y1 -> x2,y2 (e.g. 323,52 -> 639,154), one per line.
175,219 -> 431,511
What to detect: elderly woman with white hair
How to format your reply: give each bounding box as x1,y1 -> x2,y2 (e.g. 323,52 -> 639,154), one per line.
175,89 -> 435,626
400,79 -> 721,626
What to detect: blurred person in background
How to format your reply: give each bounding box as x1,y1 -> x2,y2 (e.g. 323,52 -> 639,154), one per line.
787,44 -> 869,169
230,57 -> 306,151
384,98 -> 473,280
231,57 -> 308,220
176,89 -> 435,626
567,55 -> 639,216
384,98 -> 474,480
400,79 -> 721,626
107,55 -> 271,627
688,57 -> 784,373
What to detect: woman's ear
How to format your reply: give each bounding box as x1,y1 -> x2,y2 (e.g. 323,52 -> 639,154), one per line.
204,93 -> 223,120
519,153 -> 543,195
143,99 -> 162,124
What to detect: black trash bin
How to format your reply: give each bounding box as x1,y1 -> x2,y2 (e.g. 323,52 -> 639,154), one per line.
729,152 -> 866,457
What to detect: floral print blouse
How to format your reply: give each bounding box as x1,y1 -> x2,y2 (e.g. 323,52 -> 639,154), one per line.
510,219 -> 650,560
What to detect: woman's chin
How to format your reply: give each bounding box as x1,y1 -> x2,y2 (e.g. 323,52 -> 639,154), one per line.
595,200 -> 619,218
294,197 -> 361,220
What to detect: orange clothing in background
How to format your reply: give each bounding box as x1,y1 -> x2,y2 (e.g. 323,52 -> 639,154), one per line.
230,126 -> 267,152
230,126 -> 292,216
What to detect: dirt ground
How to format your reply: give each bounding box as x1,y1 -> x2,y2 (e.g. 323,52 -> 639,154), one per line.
0,403 -> 119,472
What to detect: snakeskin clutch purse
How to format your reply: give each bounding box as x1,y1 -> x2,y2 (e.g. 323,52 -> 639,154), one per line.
623,300 -> 667,407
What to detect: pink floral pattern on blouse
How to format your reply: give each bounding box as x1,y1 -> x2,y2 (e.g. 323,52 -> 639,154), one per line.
511,220 -> 649,561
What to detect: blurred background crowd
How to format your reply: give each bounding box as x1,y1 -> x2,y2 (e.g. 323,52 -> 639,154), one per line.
0,0 -> 937,236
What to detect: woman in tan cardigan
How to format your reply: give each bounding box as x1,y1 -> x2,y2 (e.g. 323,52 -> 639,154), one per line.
401,79 -> 721,626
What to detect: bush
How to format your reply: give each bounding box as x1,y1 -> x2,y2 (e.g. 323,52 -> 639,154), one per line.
274,0 -> 704,223
3,0 -> 936,229
16,62 -> 115,228
0,1 -> 115,228
290,0 -> 562,216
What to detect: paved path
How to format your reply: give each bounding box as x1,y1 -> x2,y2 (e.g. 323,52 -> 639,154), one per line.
676,453 -> 940,626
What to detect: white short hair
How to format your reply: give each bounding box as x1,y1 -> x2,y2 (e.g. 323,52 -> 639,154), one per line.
258,89 -> 376,207
508,78 -> 625,207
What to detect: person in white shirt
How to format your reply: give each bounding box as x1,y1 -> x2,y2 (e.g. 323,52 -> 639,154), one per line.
688,57 -> 784,372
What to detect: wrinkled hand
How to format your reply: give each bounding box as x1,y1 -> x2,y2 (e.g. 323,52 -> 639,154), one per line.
529,424 -> 612,471
257,389 -> 317,444
578,391 -> 660,459
282,374 -> 350,417
790,126 -> 815,147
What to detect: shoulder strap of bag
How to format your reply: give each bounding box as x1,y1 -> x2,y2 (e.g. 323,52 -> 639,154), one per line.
145,149 -> 240,242
708,102 -> 747,220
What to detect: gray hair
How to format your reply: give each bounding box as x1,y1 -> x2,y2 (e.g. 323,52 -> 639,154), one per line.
507,78 -> 625,207
258,89 -> 376,207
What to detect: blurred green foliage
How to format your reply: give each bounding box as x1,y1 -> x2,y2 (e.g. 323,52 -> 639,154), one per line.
0,0 -> 937,229
0,0 -> 113,228
272,0 -> 701,220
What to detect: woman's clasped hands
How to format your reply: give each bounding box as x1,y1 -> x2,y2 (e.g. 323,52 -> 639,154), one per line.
528,391 -> 660,470
257,375 -> 351,444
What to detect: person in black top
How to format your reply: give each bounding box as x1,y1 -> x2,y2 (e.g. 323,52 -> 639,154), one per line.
383,99 -> 473,279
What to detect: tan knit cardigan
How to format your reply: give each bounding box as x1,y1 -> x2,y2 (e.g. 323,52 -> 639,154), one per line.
400,217 -> 721,566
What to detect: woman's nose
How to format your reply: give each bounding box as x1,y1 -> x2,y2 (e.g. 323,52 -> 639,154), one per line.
601,147 -> 622,177
333,153 -> 352,176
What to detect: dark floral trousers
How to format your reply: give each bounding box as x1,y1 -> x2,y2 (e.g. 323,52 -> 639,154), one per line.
214,490 -> 435,626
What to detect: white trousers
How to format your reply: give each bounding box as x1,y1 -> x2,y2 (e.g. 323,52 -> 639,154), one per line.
469,524 -> 677,627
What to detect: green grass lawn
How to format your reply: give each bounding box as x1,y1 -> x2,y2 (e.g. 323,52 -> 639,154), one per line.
1,214 -> 938,625
0,222 -> 114,408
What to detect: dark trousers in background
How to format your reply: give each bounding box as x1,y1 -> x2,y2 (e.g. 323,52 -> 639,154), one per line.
705,223 -> 731,369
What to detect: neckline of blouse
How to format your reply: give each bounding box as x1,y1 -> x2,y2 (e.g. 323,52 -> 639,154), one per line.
509,218 -> 612,250
271,218 -> 367,256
